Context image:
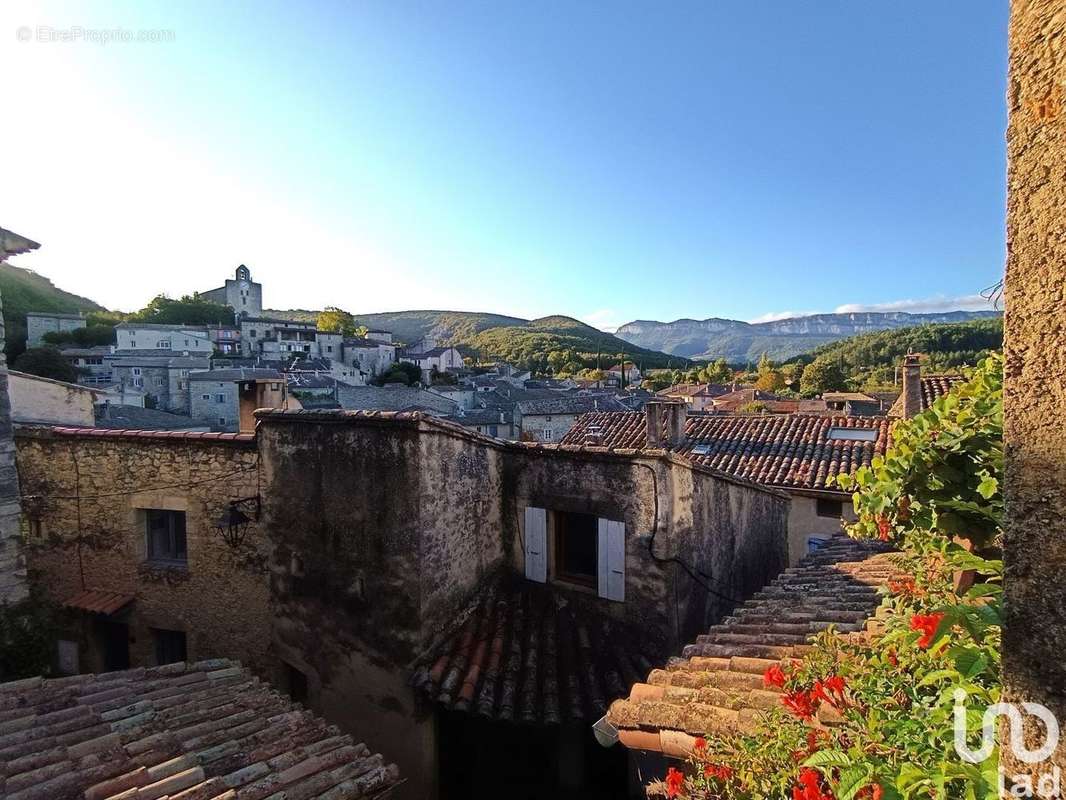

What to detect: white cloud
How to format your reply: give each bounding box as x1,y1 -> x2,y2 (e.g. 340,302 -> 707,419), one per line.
580,309 -> 624,332
833,294 -> 995,314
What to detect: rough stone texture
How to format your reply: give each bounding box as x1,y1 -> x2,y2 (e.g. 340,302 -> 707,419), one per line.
13,429 -> 269,674
1004,0 -> 1066,777
0,287 -> 28,603
257,410 -> 789,798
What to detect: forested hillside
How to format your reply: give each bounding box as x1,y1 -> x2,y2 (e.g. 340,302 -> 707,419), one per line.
0,264 -> 106,359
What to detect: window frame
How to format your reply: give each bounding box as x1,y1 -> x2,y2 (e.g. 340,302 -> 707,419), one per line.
144,509 -> 187,565
816,498 -> 844,518
551,510 -> 600,589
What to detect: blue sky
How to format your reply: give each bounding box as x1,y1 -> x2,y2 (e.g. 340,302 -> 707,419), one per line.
0,1 -> 1008,328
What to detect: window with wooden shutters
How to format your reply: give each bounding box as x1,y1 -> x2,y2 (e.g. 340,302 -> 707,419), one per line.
523,507 -> 547,583
597,518 -> 626,602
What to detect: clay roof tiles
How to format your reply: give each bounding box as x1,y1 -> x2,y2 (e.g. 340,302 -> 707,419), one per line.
561,413 -> 889,492
605,535 -> 900,753
0,659 -> 399,800
412,577 -> 662,725
888,375 -> 964,417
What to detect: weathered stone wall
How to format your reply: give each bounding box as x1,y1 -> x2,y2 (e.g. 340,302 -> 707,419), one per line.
1004,0 -> 1066,778
256,411 -> 789,798
13,429 -> 271,674
0,290 -> 27,603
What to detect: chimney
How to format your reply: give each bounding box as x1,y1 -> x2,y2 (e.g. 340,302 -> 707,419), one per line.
901,353 -> 922,419
645,401 -> 665,449
664,401 -> 688,448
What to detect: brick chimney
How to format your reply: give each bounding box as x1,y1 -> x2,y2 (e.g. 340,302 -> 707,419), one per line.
901,353 -> 922,419
645,401 -> 665,449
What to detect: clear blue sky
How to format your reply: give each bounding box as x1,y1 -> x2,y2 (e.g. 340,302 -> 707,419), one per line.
0,1 -> 1008,328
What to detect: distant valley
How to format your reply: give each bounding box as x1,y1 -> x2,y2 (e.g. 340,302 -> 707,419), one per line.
615,310 -> 1001,363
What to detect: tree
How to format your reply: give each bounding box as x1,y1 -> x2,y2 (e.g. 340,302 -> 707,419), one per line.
799,358 -> 846,396
13,347 -> 78,382
130,294 -> 233,326
317,307 -> 367,338
372,361 -> 422,386
42,324 -> 116,348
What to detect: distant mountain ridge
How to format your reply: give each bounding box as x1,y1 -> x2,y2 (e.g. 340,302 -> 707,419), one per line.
615,310 -> 1001,362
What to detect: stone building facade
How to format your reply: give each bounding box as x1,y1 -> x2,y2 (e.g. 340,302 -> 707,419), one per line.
114,322 -> 214,353
110,356 -> 209,413
199,263 -> 263,318
1003,0 -> 1066,779
14,427 -> 270,675
13,409 -> 789,798
25,311 -> 86,348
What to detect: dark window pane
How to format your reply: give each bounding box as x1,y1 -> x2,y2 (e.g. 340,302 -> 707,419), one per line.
816,499 -> 843,518
153,628 -> 187,665
145,510 -> 187,563
557,512 -> 597,582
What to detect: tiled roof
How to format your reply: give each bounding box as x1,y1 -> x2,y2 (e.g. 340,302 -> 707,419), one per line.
412,577 -> 662,725
516,395 -> 629,416
94,406 -> 208,431
888,375 -> 965,416
606,536 -> 898,752
0,659 -> 399,800
61,589 -> 134,615
559,413 -> 890,492
188,369 -> 284,382
45,427 -> 256,444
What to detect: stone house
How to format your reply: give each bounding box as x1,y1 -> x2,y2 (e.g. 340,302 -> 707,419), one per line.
25,311 -> 86,348
59,345 -> 115,384
401,345 -> 464,376
198,263 -> 263,318
239,316 -> 342,360
517,394 -> 630,443
114,322 -> 214,354
110,356 -> 210,414
206,323 -> 241,355
187,368 -> 290,432
562,402 -> 891,564
341,337 -> 397,378
11,408 -> 789,799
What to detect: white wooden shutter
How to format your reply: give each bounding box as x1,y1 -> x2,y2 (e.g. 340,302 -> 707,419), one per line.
524,507 -> 547,583
597,518 -> 626,602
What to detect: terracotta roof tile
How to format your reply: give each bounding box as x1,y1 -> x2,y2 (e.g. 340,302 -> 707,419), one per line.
61,590 -> 134,616
0,660 -> 399,800
888,375 -> 965,416
46,427 -> 256,444
606,536 -> 900,749
561,413 -> 890,492
412,577 -> 662,725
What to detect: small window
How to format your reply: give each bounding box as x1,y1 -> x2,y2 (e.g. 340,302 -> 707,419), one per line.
130,340 -> 137,348
542,429 -> 553,441
219,417 -> 226,426
816,498 -> 844,518
827,427 -> 878,442
250,329 -> 257,337
132,367 -> 142,376
216,394 -> 225,403
153,628 -> 187,665
160,341 -> 171,349
554,511 -> 598,586
155,377 -> 164,387
201,393 -> 211,401
145,509 -> 187,563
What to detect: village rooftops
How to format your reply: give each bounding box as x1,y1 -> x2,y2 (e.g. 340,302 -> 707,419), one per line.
0,658 -> 399,800
113,322 -> 209,332
187,368 -> 284,382
93,404 -> 209,431
561,412 -> 889,494
110,356 -> 211,368
605,535 -> 898,754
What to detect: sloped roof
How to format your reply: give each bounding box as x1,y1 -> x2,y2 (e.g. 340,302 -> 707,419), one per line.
336,385 -> 457,415
0,227 -> 41,259
187,369 -> 283,382
605,536 -> 898,753
0,659 -> 399,800
517,395 -> 629,416
412,576 -> 662,725
94,405 -> 207,431
560,413 -> 890,492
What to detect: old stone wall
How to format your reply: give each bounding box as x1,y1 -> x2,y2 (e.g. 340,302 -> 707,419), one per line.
7,371 -> 96,427
1004,0 -> 1066,777
0,291 -> 27,603
13,429 -> 271,674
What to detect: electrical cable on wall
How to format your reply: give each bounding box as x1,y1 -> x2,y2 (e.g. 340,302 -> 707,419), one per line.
632,461 -> 744,606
